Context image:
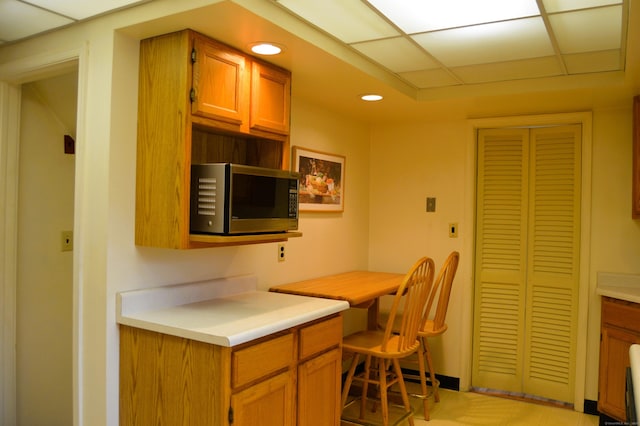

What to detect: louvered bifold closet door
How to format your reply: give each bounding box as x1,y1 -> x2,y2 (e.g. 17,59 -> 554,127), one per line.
523,125 -> 581,403
473,125 -> 581,404
472,129 -> 529,393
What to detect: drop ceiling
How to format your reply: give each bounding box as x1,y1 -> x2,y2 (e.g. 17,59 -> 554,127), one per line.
0,0 -> 635,121
0,0 -> 148,44
273,0 -> 628,90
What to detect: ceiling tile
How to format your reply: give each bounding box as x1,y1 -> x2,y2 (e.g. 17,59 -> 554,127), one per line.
452,57 -> 563,84
0,0 -> 74,42
351,37 -> 440,73
563,49 -> 622,74
542,0 -> 621,13
397,68 -> 461,89
26,0 -> 146,20
411,17 -> 554,67
276,0 -> 398,43
367,0 -> 540,33
549,6 -> 622,53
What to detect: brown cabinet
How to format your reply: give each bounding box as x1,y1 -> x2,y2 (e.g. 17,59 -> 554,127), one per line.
598,296 -> 640,420
135,29 -> 296,249
119,314 -> 342,426
633,95 -> 640,219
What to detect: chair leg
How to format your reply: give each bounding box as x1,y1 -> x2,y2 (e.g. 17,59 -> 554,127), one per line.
341,353 -> 360,411
417,339 -> 430,420
378,358 -> 390,426
392,359 -> 414,426
422,337 -> 440,402
360,355 -> 373,420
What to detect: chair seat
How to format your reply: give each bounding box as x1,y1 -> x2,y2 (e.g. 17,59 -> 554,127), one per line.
343,331 -> 420,358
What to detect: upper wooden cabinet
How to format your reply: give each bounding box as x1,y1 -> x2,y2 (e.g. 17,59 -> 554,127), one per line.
135,29 -> 294,249
190,31 -> 291,136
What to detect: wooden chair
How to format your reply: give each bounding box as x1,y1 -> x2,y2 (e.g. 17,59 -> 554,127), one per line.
413,251 -> 460,420
340,257 -> 435,426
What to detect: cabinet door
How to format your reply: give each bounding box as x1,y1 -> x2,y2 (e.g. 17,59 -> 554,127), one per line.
250,61 -> 291,135
599,325 -> 640,420
192,36 -> 249,125
231,370 -> 294,426
298,348 -> 341,426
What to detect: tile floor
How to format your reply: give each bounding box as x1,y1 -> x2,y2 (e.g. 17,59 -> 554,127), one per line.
341,382 -> 600,426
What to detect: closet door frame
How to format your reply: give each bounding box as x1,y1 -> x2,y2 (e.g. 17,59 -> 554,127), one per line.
464,112 -> 592,412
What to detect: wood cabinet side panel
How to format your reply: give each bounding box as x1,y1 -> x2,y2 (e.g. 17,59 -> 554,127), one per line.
119,326 -> 230,425
633,95 -> 640,219
136,30 -> 192,248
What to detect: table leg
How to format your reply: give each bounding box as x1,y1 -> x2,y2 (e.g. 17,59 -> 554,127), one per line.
368,298 -> 380,330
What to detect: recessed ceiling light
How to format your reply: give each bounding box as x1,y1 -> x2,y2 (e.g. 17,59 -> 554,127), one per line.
250,42 -> 284,55
361,94 -> 383,101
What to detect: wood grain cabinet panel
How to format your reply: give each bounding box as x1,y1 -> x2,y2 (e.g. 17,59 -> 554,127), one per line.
250,61 -> 291,135
192,35 -> 249,125
598,297 -> 640,421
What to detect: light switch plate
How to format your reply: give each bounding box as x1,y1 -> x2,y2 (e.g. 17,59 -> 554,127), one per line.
426,197 -> 436,212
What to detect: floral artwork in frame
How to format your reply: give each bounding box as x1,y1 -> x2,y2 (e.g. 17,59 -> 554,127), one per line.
292,146 -> 345,212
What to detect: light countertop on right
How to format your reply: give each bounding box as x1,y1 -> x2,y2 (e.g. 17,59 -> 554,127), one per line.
597,272 -> 640,304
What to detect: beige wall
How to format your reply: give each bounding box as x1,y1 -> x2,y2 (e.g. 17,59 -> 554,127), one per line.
367,105 -> 640,403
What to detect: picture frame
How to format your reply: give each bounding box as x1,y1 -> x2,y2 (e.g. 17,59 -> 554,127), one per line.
292,146 -> 345,212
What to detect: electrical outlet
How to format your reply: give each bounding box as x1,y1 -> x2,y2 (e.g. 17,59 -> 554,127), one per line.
61,230 -> 73,251
448,223 -> 458,238
277,243 -> 286,262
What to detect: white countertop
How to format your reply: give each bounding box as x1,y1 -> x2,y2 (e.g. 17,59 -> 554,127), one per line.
596,272 -> 640,304
117,275 -> 349,347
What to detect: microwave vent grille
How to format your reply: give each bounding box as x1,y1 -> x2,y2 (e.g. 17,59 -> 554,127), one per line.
197,177 -> 217,216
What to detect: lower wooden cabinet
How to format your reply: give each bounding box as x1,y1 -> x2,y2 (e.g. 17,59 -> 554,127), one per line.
599,296 -> 640,421
120,314 -> 342,425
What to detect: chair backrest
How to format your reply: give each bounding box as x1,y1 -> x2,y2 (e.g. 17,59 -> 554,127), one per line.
381,257 -> 435,353
422,251 -> 460,333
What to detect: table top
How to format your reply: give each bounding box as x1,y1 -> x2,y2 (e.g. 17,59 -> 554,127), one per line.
269,270 -> 405,307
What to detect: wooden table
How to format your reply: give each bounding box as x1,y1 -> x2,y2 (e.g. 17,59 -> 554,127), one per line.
269,271 -> 405,330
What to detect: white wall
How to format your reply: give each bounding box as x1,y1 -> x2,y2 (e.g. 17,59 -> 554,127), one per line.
17,83 -> 74,425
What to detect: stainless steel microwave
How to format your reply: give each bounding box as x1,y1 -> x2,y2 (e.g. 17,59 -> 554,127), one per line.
190,163 -> 299,235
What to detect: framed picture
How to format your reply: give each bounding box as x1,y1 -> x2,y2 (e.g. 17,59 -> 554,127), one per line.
292,146 -> 345,212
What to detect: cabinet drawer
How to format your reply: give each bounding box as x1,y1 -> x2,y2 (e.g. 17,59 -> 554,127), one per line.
602,297 -> 640,330
299,315 -> 342,360
232,333 -> 294,388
